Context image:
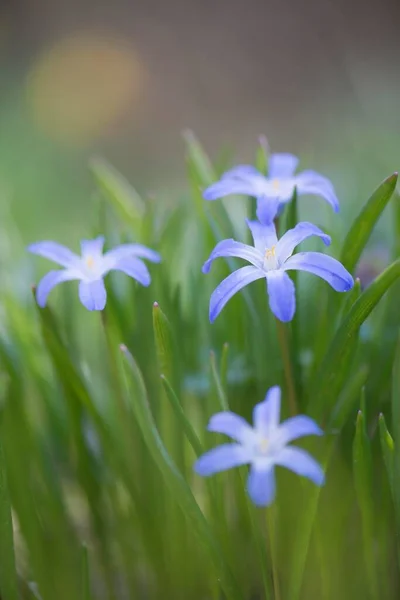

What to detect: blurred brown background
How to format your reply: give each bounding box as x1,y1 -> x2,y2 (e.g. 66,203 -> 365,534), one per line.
0,0 -> 399,239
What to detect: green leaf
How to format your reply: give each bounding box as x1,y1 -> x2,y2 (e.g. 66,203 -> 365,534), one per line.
392,335 -> 400,559
209,351 -> 229,411
183,130 -> 216,187
329,364 -> 369,431
80,544 -> 90,600
160,375 -> 204,457
379,413 -> 394,497
89,156 -> 145,230
0,435 -> 18,600
119,345 -> 243,600
353,407 -> 379,598
153,302 -> 176,384
255,135 -> 269,175
340,172 -> 398,274
308,257 -> 400,419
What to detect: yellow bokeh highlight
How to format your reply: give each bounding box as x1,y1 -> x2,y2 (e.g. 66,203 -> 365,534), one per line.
27,32 -> 145,145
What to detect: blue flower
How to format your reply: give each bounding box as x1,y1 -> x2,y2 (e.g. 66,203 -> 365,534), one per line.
28,236 -> 161,311
203,219 -> 353,322
194,386 -> 324,506
203,153 -> 339,223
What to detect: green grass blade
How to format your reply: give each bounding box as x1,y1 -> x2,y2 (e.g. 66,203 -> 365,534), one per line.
255,135 -> 269,175
392,335 -> 400,561
353,408 -> 379,598
89,156 -> 145,231
0,435 -> 18,600
308,257 -> 400,419
80,544 -> 90,600
153,302 -> 177,384
340,172 -> 398,274
379,414 -> 394,497
329,364 -> 369,431
119,344 -> 243,600
160,375 -> 204,457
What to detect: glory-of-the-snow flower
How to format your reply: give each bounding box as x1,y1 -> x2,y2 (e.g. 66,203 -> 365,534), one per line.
203,219 -> 353,322
28,236 -> 161,310
194,385 -> 325,506
203,153 -> 339,223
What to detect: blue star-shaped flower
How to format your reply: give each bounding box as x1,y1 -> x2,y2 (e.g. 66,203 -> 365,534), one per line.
203,219 -> 353,322
203,153 -> 339,223
194,385 -> 325,506
28,236 -> 161,310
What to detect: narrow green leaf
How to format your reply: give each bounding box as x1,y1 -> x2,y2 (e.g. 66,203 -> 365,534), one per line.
308,257 -> 400,419
153,302 -> 176,384
392,335 -> 400,559
0,436 -> 18,600
81,544 -> 90,600
329,364 -> 369,431
119,345 -> 243,600
160,375 -> 204,457
340,172 -> 398,274
210,351 -> 229,411
220,342 -> 229,392
255,135 -> 269,175
379,414 -> 394,497
353,408 -> 379,598
183,130 -> 216,187
89,156 -> 145,229
287,438 -> 335,600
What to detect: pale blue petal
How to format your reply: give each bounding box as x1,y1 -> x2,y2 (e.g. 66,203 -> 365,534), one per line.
276,222 -> 331,264
253,386 -> 281,436
202,239 -> 263,274
80,236 -> 105,259
27,241 -> 80,269
209,266 -> 265,322
194,443 -> 252,476
79,279 -> 107,311
207,412 -> 254,444
247,465 -> 276,506
294,170 -> 339,212
283,252 -> 354,292
246,219 -> 278,253
276,415 -> 323,446
266,270 -> 296,322
256,195 -> 281,224
203,178 -> 259,201
104,243 -> 161,268
111,257 -> 151,286
274,446 -> 325,486
221,165 -> 261,180
36,270 -> 78,307
268,153 -> 299,179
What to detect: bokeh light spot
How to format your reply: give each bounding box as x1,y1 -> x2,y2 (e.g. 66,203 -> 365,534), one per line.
27,32 -> 145,146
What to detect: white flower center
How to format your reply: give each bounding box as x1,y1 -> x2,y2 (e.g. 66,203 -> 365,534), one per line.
263,245 -> 278,271
258,436 -> 269,455
86,255 -> 95,269
271,178 -> 280,190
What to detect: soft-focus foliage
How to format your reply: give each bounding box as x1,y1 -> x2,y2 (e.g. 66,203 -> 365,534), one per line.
0,135 -> 400,600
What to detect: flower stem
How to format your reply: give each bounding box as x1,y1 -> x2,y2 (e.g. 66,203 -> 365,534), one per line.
275,318 -> 298,416
266,504 -> 281,600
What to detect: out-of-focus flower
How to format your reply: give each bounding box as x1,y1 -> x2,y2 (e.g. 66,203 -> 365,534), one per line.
203,219 -> 353,322
194,386 -> 324,506
203,153 -> 339,223
28,236 -> 160,310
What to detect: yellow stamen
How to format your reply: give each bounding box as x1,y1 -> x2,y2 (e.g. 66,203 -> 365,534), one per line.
272,178 -> 280,190
259,437 -> 269,453
264,245 -> 276,259
86,255 -> 95,268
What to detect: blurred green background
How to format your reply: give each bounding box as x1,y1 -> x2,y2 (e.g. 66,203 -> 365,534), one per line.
1,0 -> 400,248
